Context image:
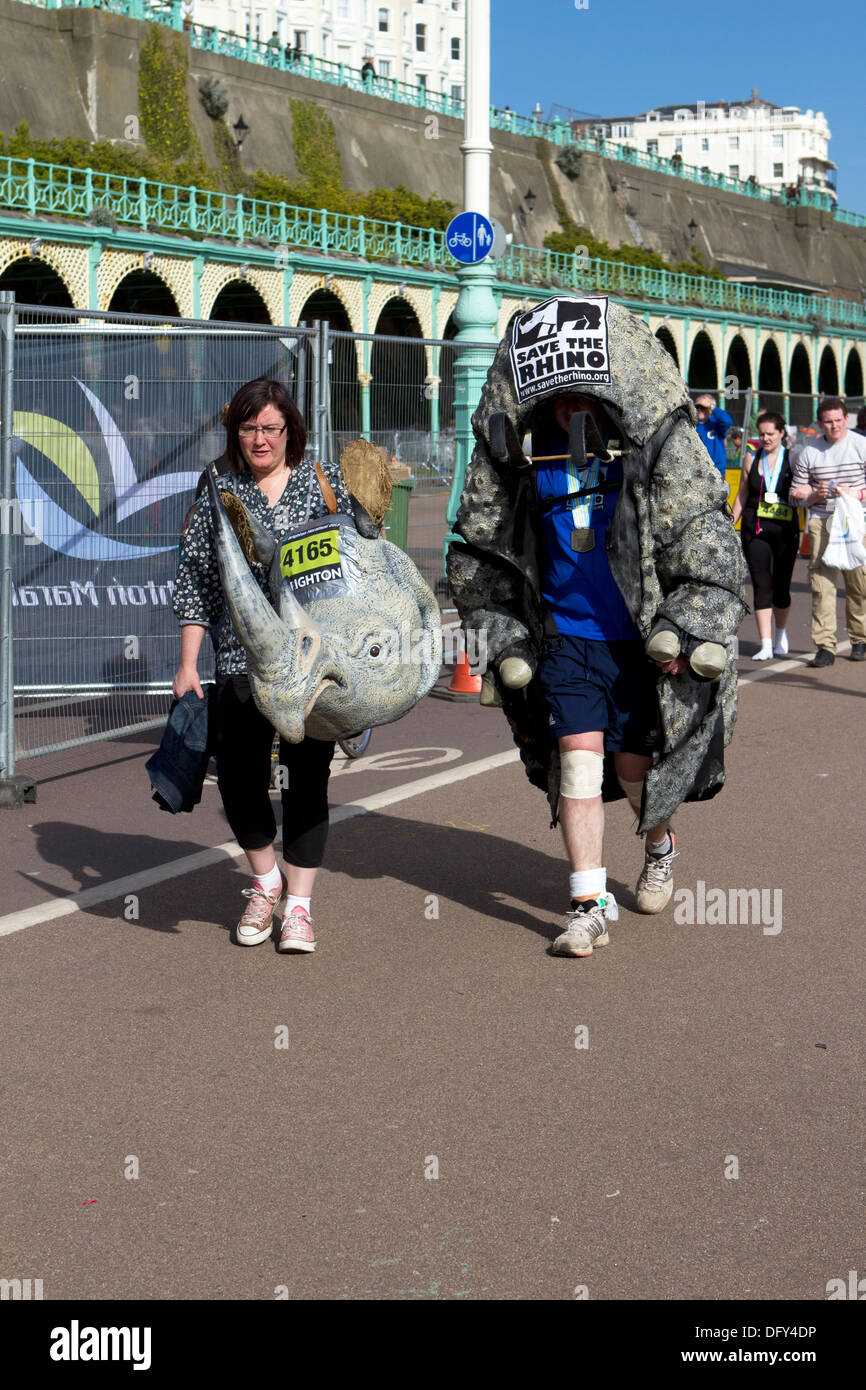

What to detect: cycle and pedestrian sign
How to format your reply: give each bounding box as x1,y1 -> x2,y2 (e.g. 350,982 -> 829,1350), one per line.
445,211 -> 494,264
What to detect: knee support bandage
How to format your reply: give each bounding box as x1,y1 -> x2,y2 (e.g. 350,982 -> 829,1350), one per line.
559,749 -> 604,800
616,776 -> 645,816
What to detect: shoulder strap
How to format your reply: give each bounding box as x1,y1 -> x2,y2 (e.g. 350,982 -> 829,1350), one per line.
314,460 -> 338,515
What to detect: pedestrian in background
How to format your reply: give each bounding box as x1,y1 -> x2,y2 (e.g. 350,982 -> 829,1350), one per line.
789,396 -> 866,667
731,411 -> 799,660
694,393 -> 733,476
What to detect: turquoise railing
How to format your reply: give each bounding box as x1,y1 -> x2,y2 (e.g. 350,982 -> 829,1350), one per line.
1,152 -> 864,330
22,0 -> 865,225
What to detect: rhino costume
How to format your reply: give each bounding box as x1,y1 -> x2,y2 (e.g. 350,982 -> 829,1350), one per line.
205,444 -> 443,743
447,295 -> 748,835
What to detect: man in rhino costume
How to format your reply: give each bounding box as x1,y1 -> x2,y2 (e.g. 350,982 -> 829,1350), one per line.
447,295 -> 747,958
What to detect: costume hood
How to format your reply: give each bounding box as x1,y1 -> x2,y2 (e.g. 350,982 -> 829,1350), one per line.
473,295 -> 695,450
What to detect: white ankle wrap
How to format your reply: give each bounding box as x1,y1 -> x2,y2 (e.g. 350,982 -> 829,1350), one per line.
559,749 -> 604,799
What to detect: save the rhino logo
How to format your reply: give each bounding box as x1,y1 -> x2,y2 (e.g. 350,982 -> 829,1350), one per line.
510,295 -> 611,402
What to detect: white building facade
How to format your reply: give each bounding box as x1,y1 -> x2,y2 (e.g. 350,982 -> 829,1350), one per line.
189,0 -> 466,97
578,93 -> 835,198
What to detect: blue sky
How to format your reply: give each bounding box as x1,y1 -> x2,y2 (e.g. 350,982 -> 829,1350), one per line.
490,0 -> 866,214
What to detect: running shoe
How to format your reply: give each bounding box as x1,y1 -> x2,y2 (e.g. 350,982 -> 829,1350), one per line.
635,831 -> 678,914
278,906 -> 317,954
236,872 -> 288,946
551,897 -> 613,957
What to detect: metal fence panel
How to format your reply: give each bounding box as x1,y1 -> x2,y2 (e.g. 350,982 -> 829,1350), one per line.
8,305 -> 313,759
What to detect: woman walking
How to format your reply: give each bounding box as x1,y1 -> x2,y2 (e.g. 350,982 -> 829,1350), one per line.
731,411 -> 800,660
172,376 -> 351,952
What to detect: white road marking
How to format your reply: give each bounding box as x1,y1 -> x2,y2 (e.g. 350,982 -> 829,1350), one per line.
0,749 -> 519,941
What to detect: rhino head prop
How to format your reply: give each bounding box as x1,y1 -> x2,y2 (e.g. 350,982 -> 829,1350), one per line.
205,466 -> 443,742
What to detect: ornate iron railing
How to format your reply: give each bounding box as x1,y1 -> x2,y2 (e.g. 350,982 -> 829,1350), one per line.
1,152 -> 864,329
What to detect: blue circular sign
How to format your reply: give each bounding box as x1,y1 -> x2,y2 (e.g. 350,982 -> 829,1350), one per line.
445,211 -> 495,264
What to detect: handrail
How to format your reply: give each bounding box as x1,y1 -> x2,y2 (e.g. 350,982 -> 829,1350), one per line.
19,0 -> 865,226
0,151 -> 864,328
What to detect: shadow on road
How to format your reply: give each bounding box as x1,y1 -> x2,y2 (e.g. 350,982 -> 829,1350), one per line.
20,813 -> 634,944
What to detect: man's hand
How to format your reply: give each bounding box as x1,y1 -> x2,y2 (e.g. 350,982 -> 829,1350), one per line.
652,655 -> 690,674
816,479 -> 834,502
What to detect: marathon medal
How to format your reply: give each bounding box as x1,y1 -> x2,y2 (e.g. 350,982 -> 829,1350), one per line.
567,451 -> 601,553
570,527 -> 595,551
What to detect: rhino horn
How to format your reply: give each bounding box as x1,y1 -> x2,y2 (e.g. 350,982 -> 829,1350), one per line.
205,466 -> 321,678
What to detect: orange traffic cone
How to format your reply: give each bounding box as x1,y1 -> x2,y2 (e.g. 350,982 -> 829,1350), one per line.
430,650 -> 483,702
449,651 -> 482,696
799,525 -> 810,557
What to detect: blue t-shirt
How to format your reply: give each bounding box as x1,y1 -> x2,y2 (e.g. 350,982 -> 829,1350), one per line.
535,453 -> 639,641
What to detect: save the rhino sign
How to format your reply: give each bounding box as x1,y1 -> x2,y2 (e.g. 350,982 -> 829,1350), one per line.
509,295 -> 611,401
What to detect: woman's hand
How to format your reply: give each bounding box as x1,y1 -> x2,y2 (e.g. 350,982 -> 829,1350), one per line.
172,665 -> 204,700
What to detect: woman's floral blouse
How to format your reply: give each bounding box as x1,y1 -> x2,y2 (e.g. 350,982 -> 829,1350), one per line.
173,458 -> 352,675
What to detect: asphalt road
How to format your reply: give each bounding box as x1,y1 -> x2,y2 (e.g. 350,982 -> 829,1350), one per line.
1,562 -> 864,1304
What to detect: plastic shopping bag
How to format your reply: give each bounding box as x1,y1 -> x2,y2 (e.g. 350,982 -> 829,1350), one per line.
823,493 -> 866,571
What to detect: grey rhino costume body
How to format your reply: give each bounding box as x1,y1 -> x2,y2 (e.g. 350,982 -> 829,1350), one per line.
446,295 -> 748,834
205,464 -> 443,743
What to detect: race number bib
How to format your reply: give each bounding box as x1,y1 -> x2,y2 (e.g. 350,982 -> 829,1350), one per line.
280,529 -> 341,586
757,501 -> 793,522
277,515 -> 358,602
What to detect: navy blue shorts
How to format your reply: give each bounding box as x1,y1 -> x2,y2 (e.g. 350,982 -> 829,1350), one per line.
539,635 -> 661,752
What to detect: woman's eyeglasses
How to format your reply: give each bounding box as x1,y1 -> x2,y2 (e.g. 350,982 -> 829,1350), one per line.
238,424 -> 286,440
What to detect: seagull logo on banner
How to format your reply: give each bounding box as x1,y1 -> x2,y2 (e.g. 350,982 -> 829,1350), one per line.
12,380 -> 201,561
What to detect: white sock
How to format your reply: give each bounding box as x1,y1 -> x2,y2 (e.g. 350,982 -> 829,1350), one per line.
285,895 -> 312,916
752,638 -> 773,660
774,629 -> 788,654
253,863 -> 282,893
647,831 -> 672,857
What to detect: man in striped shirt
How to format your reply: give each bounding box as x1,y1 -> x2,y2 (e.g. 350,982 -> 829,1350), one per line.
790,397 -> 866,667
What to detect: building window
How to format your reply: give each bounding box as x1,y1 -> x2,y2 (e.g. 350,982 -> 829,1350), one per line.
402,12 -> 408,38
729,165 -> 739,178
337,0 -> 349,17
418,72 -> 427,88
772,133 -> 783,148
451,83 -> 462,100
403,62 -> 410,82
674,137 -> 683,152
451,36 -> 460,59
416,23 -> 426,50
294,29 -> 308,49
647,139 -> 658,153
773,162 -> 784,177
701,136 -> 709,151
728,135 -> 739,149
379,58 -> 391,75
377,7 -> 389,32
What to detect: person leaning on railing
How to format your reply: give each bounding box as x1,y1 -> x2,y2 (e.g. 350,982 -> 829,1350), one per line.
171,376 -> 351,954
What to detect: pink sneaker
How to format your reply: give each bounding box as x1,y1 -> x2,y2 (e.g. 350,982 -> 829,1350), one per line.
236,872 -> 287,946
278,906 -> 317,954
